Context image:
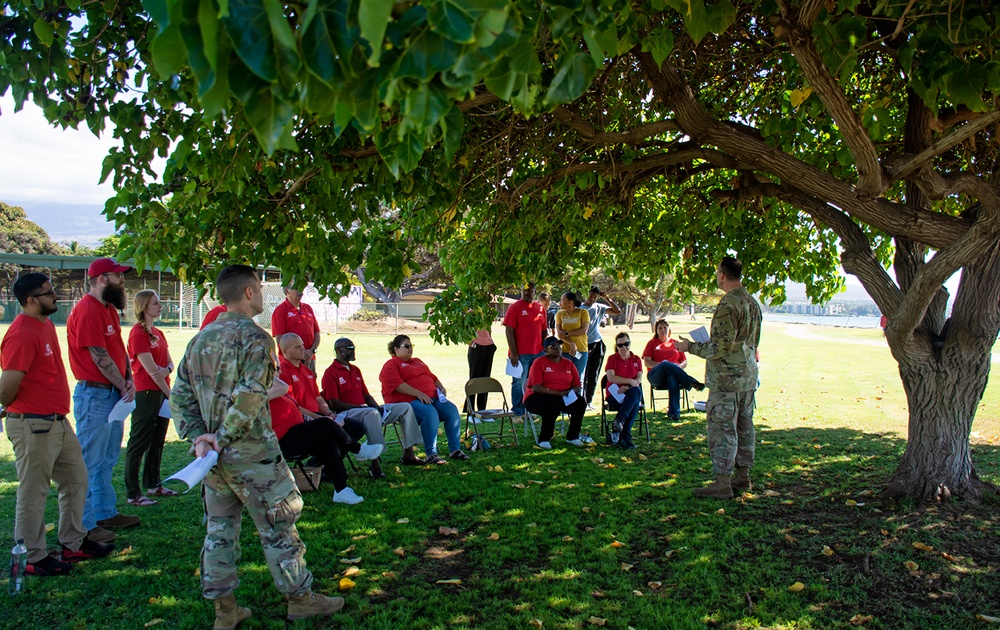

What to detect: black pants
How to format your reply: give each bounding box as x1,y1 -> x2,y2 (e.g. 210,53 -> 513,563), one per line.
465,343 -> 497,412
279,418 -> 354,492
124,389 -> 169,499
584,340 -> 606,404
524,394 -> 586,442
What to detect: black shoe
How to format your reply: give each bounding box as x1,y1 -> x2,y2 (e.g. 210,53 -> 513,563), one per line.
667,413 -> 680,422
26,555 -> 74,576
369,460 -> 386,479
691,380 -> 705,392
61,538 -> 115,562
611,419 -> 623,433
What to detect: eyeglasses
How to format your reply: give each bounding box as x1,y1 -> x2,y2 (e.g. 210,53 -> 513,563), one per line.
616,341 -> 631,347
338,345 -> 355,351
399,344 -> 413,350
30,289 -> 56,299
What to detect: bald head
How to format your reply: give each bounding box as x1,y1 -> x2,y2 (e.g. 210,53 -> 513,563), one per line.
278,333 -> 306,362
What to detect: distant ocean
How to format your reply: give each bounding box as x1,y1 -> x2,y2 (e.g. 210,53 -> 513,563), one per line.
763,314 -> 882,328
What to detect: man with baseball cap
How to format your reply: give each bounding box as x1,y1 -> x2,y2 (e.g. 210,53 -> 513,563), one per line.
66,257 -> 140,541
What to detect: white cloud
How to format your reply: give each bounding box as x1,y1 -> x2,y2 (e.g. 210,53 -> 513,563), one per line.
0,94 -> 119,205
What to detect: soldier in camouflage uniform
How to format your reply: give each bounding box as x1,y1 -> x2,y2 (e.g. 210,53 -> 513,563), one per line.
676,257 -> 762,499
171,265 -> 343,630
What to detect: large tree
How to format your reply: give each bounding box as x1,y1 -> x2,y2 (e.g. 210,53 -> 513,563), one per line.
3,1 -> 998,502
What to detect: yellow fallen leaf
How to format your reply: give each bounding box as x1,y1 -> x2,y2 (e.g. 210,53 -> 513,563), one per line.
488,533 -> 500,541
621,563 -> 634,572
438,526 -> 459,536
845,500 -> 858,506
638,454 -> 648,461
610,541 -> 625,548
904,561 -> 919,571
340,557 -> 361,564
808,529 -> 820,534
528,480 -> 544,485
529,620 -> 544,629
436,578 -> 462,585
588,617 -> 607,626
788,582 -> 806,592
648,581 -> 663,589
393,547 -> 405,557
342,566 -> 360,577
764,490 -> 781,497
563,536 -> 574,542
822,546 -> 835,556
592,483 -> 605,488
784,534 -> 798,543
582,507 -> 591,513
45,523 -> 55,533
352,534 -> 369,540
849,614 -> 873,625
494,465 -> 503,472
632,590 -> 644,596
621,457 -> 631,462
976,614 -> 1000,624
339,577 -> 356,591
716,509 -> 725,515
566,483 -> 576,488
512,483 -> 526,489
396,518 -> 409,524
144,620 -> 165,628
527,523 -> 537,528
941,552 -> 958,562
913,542 -> 934,551
340,544 -> 356,555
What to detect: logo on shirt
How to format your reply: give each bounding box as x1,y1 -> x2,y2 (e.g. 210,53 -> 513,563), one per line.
106,324 -> 114,335
150,336 -> 159,348
521,310 -> 528,316
291,375 -> 300,382
544,366 -> 553,373
44,343 -> 53,357
287,312 -> 295,317
339,377 -> 347,385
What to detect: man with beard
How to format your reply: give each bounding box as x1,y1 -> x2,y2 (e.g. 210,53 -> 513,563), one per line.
1,273 -> 115,576
66,258 -> 139,542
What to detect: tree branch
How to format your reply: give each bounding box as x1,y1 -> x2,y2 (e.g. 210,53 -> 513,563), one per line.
887,110 -> 1000,182
551,107 -> 679,144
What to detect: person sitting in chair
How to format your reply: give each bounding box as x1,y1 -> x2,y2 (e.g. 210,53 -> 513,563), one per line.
523,336 -> 590,449
642,319 -> 704,421
604,332 -> 643,450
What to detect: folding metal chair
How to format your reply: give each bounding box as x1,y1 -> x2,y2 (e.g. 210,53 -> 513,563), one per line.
648,382 -> 690,416
284,453 -> 320,491
464,377 -> 519,447
601,375 -> 650,443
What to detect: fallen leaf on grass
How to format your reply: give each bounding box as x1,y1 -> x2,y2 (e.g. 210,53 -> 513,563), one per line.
716,509 -> 725,515
941,552 -> 958,562
588,617 -> 607,626
610,541 -> 625,548
632,590 -> 644,596
144,620 -> 165,628
340,557 -> 361,564
784,534 -> 798,543
566,483 -> 576,488
638,454 -> 648,460
787,582 -> 806,592
763,489 -> 781,497
591,590 -> 605,598
436,579 -> 462,585
352,534 -> 369,540
791,458 -> 808,466
822,546 -> 835,556
438,526 -> 459,536
529,619 -> 544,628
808,529 -> 820,535
45,523 -> 55,533
845,500 -> 858,506
528,480 -> 544,485
511,483 -> 527,489
563,536 -> 574,542
621,563 -> 634,572
592,483 -> 605,488
487,532 -> 500,540
396,518 -> 409,524
339,578 -> 356,591
976,614 -> 1000,624
527,523 -> 537,528
648,581 -> 663,589
913,542 -> 934,551
340,544 -> 356,555
342,566 -> 360,577
585,527 -> 595,532
904,561 -> 919,571
849,614 -> 873,625
393,547 -> 405,557
492,465 -> 504,472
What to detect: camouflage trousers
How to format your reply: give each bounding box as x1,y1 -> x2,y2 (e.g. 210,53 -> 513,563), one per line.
201,457 -> 312,600
705,390 -> 756,476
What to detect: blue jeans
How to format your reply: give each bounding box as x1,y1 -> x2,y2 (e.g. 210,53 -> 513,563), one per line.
608,385 -> 642,441
74,383 -> 124,529
569,351 -> 589,381
648,361 -> 698,417
409,396 -> 461,456
510,353 -> 540,415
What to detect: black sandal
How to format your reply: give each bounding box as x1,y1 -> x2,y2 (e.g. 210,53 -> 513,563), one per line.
449,450 -> 470,461
400,455 -> 426,466
424,454 -> 448,465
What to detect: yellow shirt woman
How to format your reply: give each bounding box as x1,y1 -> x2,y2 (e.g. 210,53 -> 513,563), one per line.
556,293 -> 590,356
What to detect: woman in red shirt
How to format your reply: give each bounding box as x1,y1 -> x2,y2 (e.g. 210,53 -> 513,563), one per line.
523,336 -> 589,449
124,290 -> 176,506
379,335 -> 468,465
642,319 -> 704,421
605,332 -> 644,449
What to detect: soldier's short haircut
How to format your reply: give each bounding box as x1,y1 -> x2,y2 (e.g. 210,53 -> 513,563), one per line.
278,333 -> 302,353
12,272 -> 50,306
216,265 -> 259,305
719,256 -> 742,281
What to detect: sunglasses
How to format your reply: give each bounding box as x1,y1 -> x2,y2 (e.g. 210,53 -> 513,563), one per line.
399,344 -> 413,350
30,289 -> 57,299
616,341 -> 631,347
338,345 -> 356,351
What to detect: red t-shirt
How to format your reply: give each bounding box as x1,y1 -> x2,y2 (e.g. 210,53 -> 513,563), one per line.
604,351 -> 642,397
322,360 -> 371,406
128,324 -> 171,393
268,393 -> 304,440
642,337 -> 685,371
502,299 -> 546,356
380,356 -> 438,403
200,305 -> 227,329
524,356 -> 580,402
271,299 -> 320,349
0,314 -> 70,414
278,358 -> 320,414
66,294 -> 127,383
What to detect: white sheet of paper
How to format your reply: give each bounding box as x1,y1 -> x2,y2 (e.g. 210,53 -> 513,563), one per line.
334,411 -> 348,426
382,406 -> 391,421
108,399 -> 136,423
437,388 -> 448,402
607,383 -> 625,404
574,351 -> 582,359
690,326 -> 710,343
163,450 -> 219,493
562,390 -> 578,406
505,359 -> 523,378
158,399 -> 172,419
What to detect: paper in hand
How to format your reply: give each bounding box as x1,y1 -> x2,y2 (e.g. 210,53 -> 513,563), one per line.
108,399 -> 136,423
437,388 -> 448,402
689,326 -> 710,343
163,450 -> 219,493
505,359 -> 523,378
607,383 -> 625,404
562,389 -> 579,406
158,398 -> 172,419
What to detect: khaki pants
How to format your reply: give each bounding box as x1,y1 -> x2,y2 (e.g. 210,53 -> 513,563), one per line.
7,415 -> 88,562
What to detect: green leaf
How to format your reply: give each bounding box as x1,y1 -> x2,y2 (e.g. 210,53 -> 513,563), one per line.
427,0 -> 505,44
199,45 -> 231,117
302,0 -> 352,86
642,26 -> 674,68
403,82 -> 449,132
264,0 -> 297,50
544,53 -> 596,105
142,0 -> 173,34
484,68 -> 517,101
441,104 -> 464,162
150,24 -> 188,78
359,0 -> 393,66
396,29 -> 462,80
199,0 -> 220,71
225,0 -> 278,81
945,62 -> 987,111
474,8 -> 510,48
32,19 -> 54,47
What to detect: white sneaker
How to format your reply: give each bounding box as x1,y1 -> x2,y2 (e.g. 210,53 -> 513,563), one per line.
566,438 -> 584,447
481,416 -> 496,422
579,434 -> 595,445
355,443 -> 385,462
537,441 -> 552,449
333,487 -> 364,505
586,403 -> 595,411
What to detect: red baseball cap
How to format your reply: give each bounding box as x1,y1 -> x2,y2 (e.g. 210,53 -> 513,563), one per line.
87,258 -> 133,278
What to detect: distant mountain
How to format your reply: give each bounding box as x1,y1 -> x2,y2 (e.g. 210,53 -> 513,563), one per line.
6,199 -> 114,248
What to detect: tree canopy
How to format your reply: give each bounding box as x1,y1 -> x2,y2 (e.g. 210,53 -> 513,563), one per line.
4,0 -> 999,501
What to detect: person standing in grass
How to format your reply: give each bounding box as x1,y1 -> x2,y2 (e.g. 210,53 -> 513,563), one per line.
676,256 -> 762,499
123,290 -> 176,507
554,291 -> 591,378
504,282 -> 547,417
171,265 -> 342,628
1,273 -> 114,576
582,286 -> 621,408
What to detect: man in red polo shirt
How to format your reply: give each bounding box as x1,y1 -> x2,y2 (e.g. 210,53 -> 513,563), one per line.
1,273 -> 114,576
322,337 -> 424,467
503,282 -> 547,417
271,286 -> 321,368
66,257 -> 140,541
200,304 -> 227,329
277,334 -> 384,477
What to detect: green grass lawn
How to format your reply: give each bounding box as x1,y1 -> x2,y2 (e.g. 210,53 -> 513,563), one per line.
1,318 -> 998,629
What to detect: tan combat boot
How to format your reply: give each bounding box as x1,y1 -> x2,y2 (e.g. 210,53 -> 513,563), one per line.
213,594 -> 251,630
693,474 -> 734,499
287,591 -> 345,621
731,467 -> 752,492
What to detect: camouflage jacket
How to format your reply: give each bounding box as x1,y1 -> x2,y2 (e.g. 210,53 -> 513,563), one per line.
688,286 -> 762,392
170,311 -> 280,464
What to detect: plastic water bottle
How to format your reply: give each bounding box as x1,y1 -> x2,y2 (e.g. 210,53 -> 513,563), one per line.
9,539 -> 27,595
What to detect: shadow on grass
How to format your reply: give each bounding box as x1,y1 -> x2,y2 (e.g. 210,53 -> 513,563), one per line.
0,417 -> 997,629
